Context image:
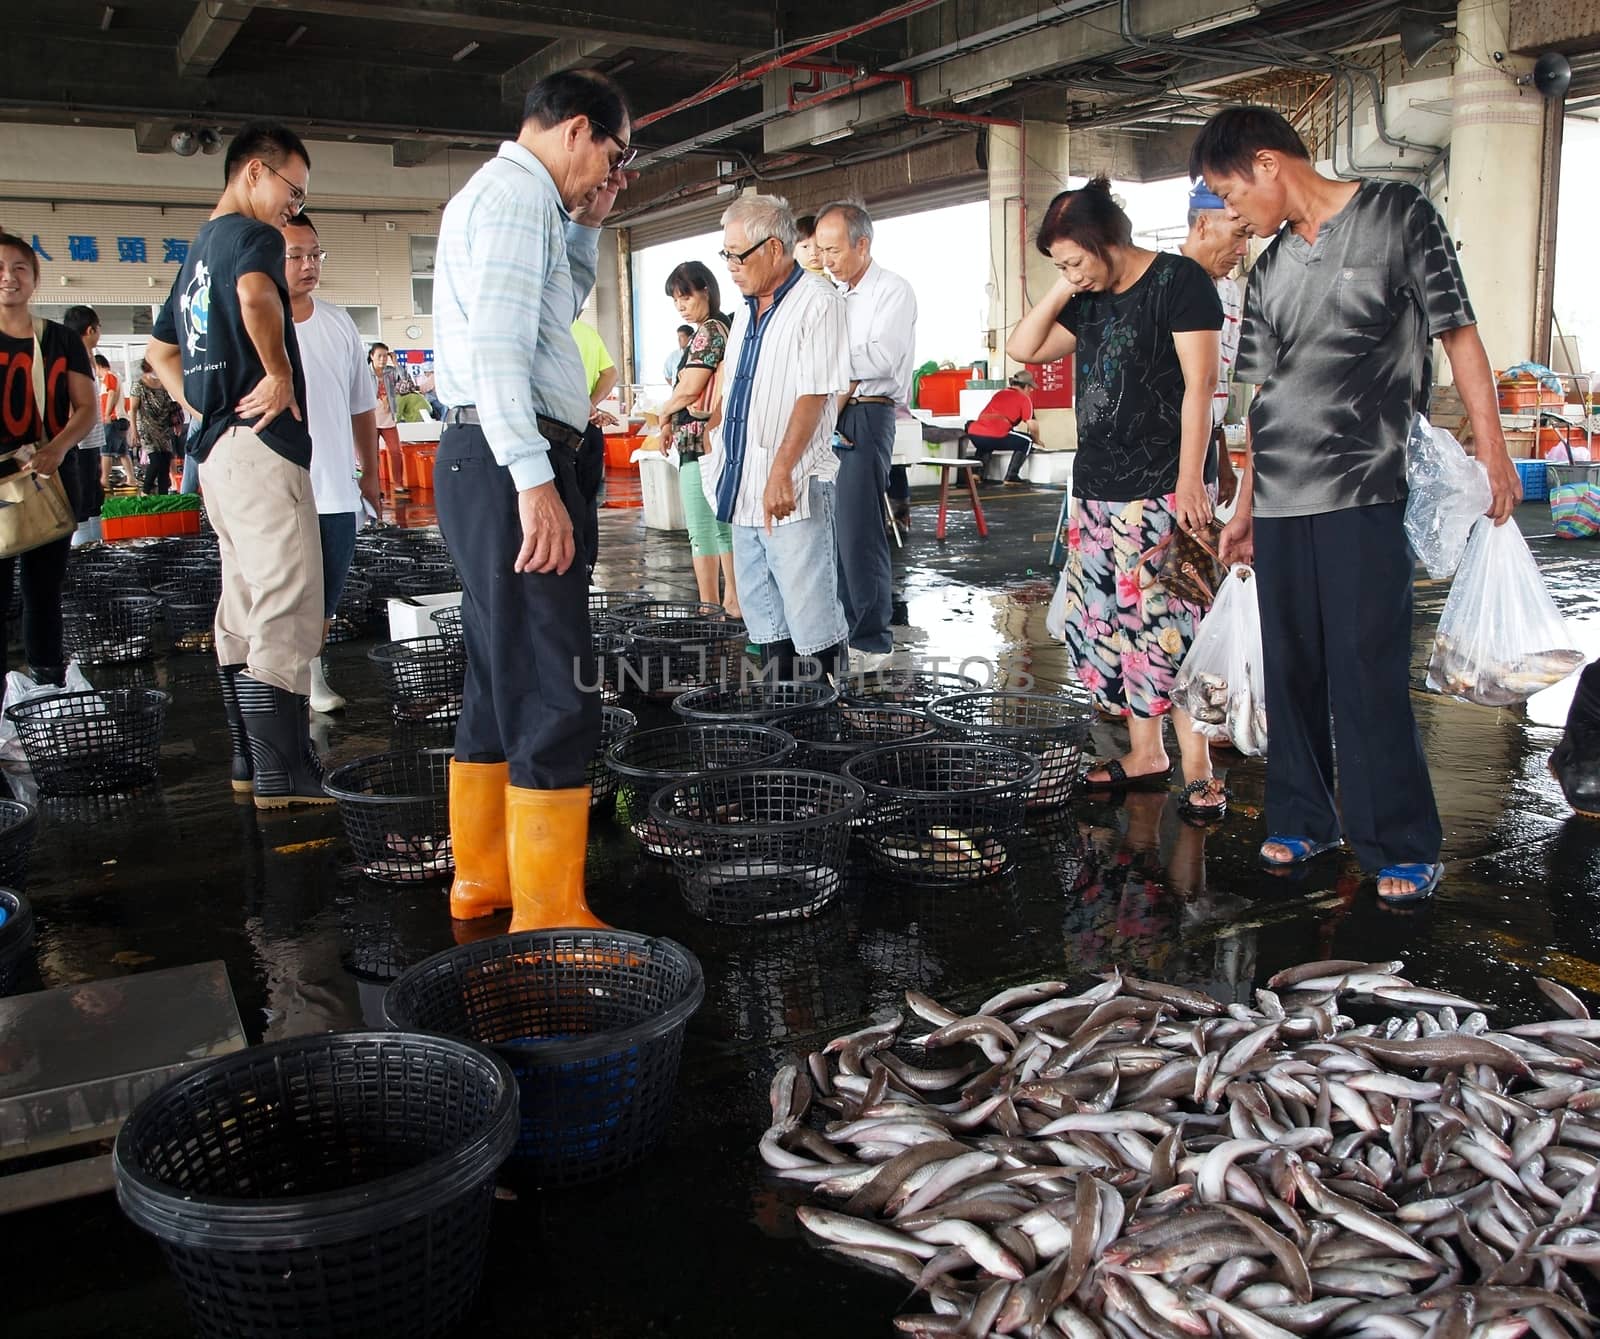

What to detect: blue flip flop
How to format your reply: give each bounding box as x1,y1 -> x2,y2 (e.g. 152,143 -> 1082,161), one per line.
1377,862 -> 1443,905
1260,835 -> 1340,868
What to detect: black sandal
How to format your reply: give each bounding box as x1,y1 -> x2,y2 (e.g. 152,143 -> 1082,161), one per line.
1177,777 -> 1230,824
1081,758 -> 1173,791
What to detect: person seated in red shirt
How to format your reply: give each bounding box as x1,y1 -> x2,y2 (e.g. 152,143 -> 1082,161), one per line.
965,371 -> 1040,485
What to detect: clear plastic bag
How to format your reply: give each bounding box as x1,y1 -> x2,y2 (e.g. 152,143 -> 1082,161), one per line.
0,658 -> 92,761
1172,564 -> 1268,756
1426,516 -> 1583,706
1404,413 -> 1491,578
1045,568 -> 1070,642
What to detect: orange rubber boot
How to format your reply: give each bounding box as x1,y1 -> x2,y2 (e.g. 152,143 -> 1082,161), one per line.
506,784 -> 607,932
448,760 -> 512,921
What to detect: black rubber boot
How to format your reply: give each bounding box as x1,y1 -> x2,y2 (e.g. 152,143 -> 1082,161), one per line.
217,663 -> 254,794
1552,662 -> 1600,818
234,672 -> 335,810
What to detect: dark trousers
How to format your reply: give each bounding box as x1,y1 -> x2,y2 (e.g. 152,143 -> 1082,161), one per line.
834,402 -> 894,655
142,450 -> 173,495
66,447 -> 102,522
0,454 -> 85,677
576,422 -> 604,577
973,431 -> 1031,480
434,423 -> 599,790
1254,500 -> 1440,871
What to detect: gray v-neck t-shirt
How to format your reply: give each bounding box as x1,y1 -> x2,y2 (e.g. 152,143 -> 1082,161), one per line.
1235,178 -> 1476,519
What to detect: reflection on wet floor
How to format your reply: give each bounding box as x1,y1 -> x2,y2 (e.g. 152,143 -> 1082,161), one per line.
12,489 -> 1600,1336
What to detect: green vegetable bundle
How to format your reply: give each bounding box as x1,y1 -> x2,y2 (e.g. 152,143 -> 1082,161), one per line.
101,495 -> 203,519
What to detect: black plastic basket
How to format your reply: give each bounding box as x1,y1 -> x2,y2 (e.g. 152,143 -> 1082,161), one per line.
430,604 -> 463,645
66,549 -> 157,595
369,637 -> 467,725
842,741 -> 1039,886
591,628 -> 637,705
113,1031 -> 518,1339
165,599 -> 217,655
605,722 -> 796,853
6,689 -> 169,796
324,750 -> 453,884
626,616 -> 749,700
588,706 -> 637,809
670,678 -> 838,724
838,668 -> 983,708
0,887 -> 35,996
63,594 -> 163,664
615,599 -> 727,626
385,931 -> 704,1187
588,589 -> 651,620
356,553 -> 420,600
397,566 -> 459,598
328,575 -> 372,644
154,565 -> 224,603
0,799 -> 37,892
928,690 -> 1093,810
777,702 -> 939,773
650,769 -> 863,925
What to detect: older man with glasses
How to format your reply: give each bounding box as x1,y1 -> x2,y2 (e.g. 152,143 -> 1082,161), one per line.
430,69 -> 634,932
147,121 -> 332,809
700,194 -> 851,681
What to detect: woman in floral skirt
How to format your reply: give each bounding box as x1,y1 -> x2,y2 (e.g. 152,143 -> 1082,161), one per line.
1010,175 -> 1227,822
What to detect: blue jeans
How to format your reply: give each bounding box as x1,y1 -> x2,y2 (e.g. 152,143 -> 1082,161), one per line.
317,512 -> 359,619
179,434 -> 201,494
732,477 -> 849,657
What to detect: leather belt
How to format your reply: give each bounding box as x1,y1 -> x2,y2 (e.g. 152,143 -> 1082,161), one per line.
846,395 -> 896,406
444,405 -> 585,453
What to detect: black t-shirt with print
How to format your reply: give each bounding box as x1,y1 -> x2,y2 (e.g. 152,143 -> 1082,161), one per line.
0,318 -> 93,452
1057,251 -> 1223,502
152,213 -> 311,468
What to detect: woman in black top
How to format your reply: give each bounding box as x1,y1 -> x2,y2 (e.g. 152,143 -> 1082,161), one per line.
0,232 -> 96,684
1008,177 -> 1227,822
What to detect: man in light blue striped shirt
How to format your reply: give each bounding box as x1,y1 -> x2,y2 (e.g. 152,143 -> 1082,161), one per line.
431,70 -> 635,933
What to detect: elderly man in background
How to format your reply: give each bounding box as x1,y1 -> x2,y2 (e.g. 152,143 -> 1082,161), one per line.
431,69 -> 633,930
1179,179 -> 1250,507
702,194 -> 850,680
813,200 -> 917,674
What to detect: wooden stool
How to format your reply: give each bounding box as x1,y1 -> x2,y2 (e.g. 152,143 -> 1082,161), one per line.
927,459 -> 988,541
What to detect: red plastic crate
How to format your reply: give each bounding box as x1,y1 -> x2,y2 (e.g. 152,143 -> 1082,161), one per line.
604,433 -> 645,470
916,370 -> 973,415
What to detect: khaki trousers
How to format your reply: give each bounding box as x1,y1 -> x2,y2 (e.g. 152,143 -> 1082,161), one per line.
199,426 -> 324,696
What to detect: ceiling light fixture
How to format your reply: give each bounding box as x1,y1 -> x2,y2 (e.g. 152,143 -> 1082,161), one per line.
285,23 -> 307,47
451,41 -> 480,61
169,128 -> 197,156
810,127 -> 854,146
1172,4 -> 1261,40
100,6 -> 115,32
198,127 -> 223,155
952,78 -> 1013,104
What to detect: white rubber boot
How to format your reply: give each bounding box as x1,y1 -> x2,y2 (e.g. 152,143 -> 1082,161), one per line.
308,656 -> 346,714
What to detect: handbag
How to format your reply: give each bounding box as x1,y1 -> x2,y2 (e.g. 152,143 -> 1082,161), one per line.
0,320 -> 78,560
1141,519 -> 1226,609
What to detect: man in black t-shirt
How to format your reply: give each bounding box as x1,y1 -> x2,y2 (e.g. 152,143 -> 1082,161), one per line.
148,122 -> 331,811
1192,107 -> 1520,907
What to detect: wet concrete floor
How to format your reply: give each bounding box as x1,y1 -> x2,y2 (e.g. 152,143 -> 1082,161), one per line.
10,481 -> 1600,1337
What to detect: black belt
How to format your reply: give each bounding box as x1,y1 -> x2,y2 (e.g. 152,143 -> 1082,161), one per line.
444,405 -> 585,453
846,395 -> 896,406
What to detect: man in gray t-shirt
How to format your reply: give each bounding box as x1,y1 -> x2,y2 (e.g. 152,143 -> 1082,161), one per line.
1191,107 -> 1518,907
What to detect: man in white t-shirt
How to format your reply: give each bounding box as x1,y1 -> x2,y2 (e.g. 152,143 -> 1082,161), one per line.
281,214 -> 380,711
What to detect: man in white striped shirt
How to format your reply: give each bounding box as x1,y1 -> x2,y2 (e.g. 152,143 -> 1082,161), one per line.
1180,180 -> 1249,505
702,195 -> 851,678
431,70 -> 634,932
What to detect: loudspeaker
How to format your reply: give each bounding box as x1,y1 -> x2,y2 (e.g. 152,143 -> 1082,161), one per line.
1534,51 -> 1572,100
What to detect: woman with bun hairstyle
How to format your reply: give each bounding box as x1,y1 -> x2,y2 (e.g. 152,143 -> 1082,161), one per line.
1008,174 -> 1227,823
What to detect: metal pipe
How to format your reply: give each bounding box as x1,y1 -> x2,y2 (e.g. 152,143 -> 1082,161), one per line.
633,0 -> 948,130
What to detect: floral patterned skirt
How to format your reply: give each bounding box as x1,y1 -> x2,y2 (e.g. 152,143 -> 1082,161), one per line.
1055,492 -> 1205,720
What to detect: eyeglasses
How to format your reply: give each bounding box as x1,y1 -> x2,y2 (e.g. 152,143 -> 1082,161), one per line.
589,118 -> 637,170
285,248 -> 327,264
261,161 -> 307,214
718,238 -> 772,267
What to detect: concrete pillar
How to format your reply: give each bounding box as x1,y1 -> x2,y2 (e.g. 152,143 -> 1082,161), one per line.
987,121 -> 1073,447
1446,0 -> 1544,372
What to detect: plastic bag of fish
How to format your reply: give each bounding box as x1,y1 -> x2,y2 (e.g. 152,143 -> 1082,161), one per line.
1426,515 -> 1583,707
1403,412 -> 1492,579
1172,564 -> 1267,756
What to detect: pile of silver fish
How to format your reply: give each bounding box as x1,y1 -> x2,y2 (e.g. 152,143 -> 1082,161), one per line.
762,959 -> 1600,1337
1426,636 -> 1584,709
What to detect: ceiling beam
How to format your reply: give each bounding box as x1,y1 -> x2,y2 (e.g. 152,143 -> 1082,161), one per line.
177,1 -> 251,77
501,38 -> 625,106
133,120 -> 177,154
393,140 -> 447,167
237,0 -> 762,58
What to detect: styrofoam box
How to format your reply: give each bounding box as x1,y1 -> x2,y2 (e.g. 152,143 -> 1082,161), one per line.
388,590 -> 462,641
397,420 -> 442,443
